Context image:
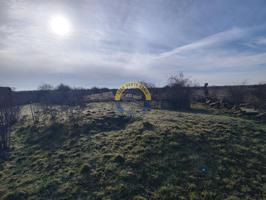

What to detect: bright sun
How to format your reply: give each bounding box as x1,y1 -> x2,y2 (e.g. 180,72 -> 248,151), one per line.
49,15 -> 71,36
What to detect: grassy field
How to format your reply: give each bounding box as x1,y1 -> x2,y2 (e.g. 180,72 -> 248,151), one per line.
0,102 -> 265,200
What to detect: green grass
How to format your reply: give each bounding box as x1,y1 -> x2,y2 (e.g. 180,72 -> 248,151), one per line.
0,102 -> 265,199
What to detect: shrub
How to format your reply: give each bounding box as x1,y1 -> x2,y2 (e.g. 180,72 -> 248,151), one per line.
165,72 -> 192,110
38,179 -> 59,199
227,86 -> 246,104
168,72 -> 193,88
79,164 -> 91,176
3,191 -> 27,200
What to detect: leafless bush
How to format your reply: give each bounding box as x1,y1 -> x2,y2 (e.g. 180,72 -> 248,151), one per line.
160,72 -> 192,110
38,84 -> 54,91
38,83 -> 86,107
168,72 -> 193,88
0,87 -> 20,155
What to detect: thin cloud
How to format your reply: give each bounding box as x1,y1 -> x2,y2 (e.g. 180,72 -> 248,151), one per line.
0,0 -> 266,90
159,27 -> 244,58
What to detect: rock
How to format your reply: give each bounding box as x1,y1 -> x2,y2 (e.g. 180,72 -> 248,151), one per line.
143,121 -> 154,130
256,112 -> 266,121
106,111 -> 115,116
239,103 -> 250,107
239,107 -> 259,115
213,101 -> 222,108
232,105 -> 238,110
206,99 -> 212,104
224,104 -> 233,109
209,102 -> 218,107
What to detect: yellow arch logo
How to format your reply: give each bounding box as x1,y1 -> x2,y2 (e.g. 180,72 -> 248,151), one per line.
115,82 -> 152,101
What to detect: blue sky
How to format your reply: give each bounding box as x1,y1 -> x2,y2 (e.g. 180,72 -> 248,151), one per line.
0,0 -> 266,90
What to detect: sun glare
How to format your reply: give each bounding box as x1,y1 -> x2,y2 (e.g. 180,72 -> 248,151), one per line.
49,15 -> 71,36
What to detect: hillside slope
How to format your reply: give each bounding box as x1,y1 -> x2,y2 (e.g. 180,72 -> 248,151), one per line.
0,103 -> 265,200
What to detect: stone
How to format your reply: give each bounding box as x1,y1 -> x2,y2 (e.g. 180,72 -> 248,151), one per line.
239,107 -> 259,115
256,112 -> 266,121
209,102 -> 218,107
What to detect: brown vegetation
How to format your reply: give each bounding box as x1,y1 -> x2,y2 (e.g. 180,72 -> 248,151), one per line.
0,87 -> 20,156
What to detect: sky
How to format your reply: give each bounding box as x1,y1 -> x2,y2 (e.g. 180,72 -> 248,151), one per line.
0,0 -> 266,90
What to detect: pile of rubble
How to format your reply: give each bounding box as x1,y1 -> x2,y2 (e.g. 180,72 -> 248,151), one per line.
205,98 -> 266,122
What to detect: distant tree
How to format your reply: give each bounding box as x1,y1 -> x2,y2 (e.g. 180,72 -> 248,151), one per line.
52,84 -> 71,105
38,84 -> 54,91
241,80 -> 248,85
56,84 -> 71,91
138,81 -> 156,88
37,84 -> 54,107
167,72 -> 192,88
162,72 -> 192,110
90,87 -> 100,94
101,87 -> 110,92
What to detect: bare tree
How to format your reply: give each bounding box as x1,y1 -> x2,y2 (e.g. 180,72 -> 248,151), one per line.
38,83 -> 54,91
0,87 -> 20,156
164,72 -> 192,110
138,81 -> 156,88
168,72 -> 196,88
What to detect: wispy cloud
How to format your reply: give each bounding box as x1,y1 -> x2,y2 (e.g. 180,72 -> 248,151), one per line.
254,36 -> 266,45
0,0 -> 266,90
159,27 -> 245,58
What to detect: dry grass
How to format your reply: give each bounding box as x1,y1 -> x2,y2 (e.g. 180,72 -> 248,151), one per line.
0,102 -> 265,200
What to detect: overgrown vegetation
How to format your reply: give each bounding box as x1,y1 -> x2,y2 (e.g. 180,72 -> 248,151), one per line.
159,72 -> 192,110
0,102 -> 265,199
0,87 -> 20,157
